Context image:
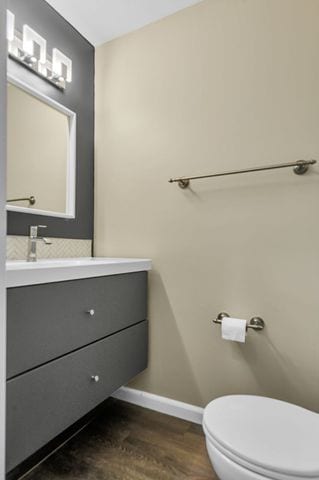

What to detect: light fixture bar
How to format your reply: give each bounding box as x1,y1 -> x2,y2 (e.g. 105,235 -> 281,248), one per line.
6,10 -> 72,91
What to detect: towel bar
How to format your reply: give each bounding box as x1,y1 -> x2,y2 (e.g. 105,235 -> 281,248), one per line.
169,159 -> 317,189
7,196 -> 36,205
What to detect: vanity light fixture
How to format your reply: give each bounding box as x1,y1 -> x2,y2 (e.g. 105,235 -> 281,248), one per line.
52,48 -> 72,84
6,9 -> 72,91
22,25 -> 47,69
6,10 -> 15,42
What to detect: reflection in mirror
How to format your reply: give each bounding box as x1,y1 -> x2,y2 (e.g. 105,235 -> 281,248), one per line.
6,76 -> 76,218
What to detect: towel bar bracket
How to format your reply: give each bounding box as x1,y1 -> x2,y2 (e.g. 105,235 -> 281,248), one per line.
177,179 -> 190,189
293,160 -> 311,175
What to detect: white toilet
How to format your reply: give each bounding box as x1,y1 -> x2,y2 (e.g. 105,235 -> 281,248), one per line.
203,395 -> 319,480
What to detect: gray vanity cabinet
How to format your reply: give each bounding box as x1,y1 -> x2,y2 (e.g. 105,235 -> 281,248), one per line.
6,272 -> 148,473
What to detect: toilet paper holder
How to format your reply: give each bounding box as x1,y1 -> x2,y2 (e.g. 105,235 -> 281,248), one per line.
213,312 -> 265,331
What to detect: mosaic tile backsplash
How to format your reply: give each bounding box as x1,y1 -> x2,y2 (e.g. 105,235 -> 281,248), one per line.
7,236 -> 92,261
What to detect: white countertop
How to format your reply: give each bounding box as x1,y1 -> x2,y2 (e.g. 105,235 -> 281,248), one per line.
6,257 -> 152,288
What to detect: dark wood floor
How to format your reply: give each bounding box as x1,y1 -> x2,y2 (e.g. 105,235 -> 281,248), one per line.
23,398 -> 217,480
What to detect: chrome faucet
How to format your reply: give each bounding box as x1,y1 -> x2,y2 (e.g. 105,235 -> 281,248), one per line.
27,225 -> 52,262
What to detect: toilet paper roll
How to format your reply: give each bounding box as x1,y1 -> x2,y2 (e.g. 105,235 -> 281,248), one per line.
221,317 -> 247,343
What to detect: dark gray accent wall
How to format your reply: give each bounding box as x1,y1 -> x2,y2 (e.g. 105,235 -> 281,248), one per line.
7,0 -> 94,239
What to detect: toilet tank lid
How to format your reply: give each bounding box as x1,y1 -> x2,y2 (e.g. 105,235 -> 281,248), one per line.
203,395 -> 319,478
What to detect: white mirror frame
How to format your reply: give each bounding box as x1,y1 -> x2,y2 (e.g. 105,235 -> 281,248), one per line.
6,73 -> 76,218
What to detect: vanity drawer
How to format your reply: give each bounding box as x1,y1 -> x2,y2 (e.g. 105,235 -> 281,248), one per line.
7,272 -> 147,378
6,320 -> 148,472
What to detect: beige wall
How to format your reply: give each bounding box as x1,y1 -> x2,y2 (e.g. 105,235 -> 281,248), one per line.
7,83 -> 68,213
95,0 -> 319,409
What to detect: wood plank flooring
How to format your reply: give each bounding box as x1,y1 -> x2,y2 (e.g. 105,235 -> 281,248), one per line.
23,398 -> 217,480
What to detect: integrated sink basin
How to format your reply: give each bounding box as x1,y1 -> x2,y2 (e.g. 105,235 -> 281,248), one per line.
6,257 -> 152,287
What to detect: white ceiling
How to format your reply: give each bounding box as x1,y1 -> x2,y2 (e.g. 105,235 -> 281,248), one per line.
45,0 -> 203,46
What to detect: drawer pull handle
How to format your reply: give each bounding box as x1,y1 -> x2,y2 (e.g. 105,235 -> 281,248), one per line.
86,309 -> 95,316
91,375 -> 100,383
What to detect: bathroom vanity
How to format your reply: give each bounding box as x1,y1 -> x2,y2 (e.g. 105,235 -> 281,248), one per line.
4,0 -> 140,474
5,257 -> 151,473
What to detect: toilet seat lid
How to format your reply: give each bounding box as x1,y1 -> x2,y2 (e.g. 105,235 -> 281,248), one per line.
203,395 -> 319,478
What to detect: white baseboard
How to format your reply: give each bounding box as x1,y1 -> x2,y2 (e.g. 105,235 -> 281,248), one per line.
112,387 -> 204,425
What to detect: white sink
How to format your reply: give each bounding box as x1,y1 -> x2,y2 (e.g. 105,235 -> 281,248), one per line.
6,257 -> 152,287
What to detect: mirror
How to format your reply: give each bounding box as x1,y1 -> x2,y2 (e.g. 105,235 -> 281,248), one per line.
6,75 -> 76,218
